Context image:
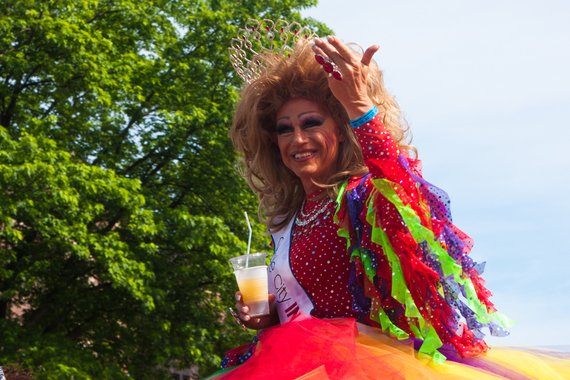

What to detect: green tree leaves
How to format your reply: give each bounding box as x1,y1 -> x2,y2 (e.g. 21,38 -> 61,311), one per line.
0,129 -> 157,377
0,0 -> 332,378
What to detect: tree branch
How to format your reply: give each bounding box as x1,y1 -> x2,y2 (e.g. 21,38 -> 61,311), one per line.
0,74 -> 23,128
99,208 -> 126,234
0,26 -> 36,57
122,148 -> 156,174
86,9 -> 122,24
113,91 -> 156,155
168,190 -> 188,209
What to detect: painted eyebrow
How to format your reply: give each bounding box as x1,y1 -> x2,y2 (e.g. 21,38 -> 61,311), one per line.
276,110 -> 322,122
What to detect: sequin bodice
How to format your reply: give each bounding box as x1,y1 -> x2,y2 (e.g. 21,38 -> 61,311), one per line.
289,193 -> 359,319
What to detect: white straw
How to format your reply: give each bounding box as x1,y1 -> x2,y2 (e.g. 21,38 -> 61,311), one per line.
244,212 -> 253,268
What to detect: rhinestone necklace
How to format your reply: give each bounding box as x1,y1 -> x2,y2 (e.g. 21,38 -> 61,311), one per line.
295,197 -> 335,227
292,197 -> 337,245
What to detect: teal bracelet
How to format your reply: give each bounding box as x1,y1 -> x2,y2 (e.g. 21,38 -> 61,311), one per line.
350,106 -> 378,128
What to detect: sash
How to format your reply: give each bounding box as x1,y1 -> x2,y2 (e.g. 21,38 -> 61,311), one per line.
268,215 -> 314,323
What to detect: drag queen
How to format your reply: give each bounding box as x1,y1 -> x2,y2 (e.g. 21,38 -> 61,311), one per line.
206,19 -> 570,379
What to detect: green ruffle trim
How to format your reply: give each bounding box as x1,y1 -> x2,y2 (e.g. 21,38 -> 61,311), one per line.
372,178 -> 514,329
334,177 -> 514,363
335,179 -> 444,360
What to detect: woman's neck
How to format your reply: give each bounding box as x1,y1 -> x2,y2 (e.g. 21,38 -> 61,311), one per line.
306,187 -> 327,202
301,179 -> 320,196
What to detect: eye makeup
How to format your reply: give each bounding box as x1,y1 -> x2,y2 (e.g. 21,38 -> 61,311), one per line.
275,121 -> 293,135
275,112 -> 325,135
300,114 -> 325,129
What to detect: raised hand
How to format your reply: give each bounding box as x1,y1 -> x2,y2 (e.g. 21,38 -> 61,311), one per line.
312,36 -> 380,120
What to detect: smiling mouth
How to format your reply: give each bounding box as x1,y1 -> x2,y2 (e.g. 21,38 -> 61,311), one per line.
292,151 -> 316,160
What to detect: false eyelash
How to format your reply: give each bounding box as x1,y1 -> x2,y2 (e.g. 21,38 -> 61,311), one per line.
275,125 -> 293,135
302,117 -> 325,128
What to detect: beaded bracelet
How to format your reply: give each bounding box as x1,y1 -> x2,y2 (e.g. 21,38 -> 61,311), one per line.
350,106 -> 379,128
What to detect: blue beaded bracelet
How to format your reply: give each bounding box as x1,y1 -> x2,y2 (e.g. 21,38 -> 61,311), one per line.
350,106 -> 378,128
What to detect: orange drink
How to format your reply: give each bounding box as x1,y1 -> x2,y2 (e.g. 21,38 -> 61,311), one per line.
229,252 -> 269,317
235,266 -> 270,316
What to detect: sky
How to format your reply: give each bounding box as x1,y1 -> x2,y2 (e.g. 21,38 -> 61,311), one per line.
301,0 -> 570,347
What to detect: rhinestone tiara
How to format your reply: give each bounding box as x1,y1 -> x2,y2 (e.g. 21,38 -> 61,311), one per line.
228,19 -> 318,85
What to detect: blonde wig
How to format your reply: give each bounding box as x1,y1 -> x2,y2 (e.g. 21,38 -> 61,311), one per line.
230,42 -> 414,232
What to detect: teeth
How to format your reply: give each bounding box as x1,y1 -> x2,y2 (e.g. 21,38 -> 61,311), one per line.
294,152 -> 314,159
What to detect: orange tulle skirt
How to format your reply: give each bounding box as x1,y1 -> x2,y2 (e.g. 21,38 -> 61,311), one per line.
206,313 -> 570,380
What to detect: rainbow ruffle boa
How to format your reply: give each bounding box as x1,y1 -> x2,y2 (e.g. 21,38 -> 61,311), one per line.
335,154 -> 515,362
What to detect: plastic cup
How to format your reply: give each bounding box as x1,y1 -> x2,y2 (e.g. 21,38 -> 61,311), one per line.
229,252 -> 269,317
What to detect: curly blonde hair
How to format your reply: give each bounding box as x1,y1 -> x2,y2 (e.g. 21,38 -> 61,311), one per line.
229,41 -> 413,232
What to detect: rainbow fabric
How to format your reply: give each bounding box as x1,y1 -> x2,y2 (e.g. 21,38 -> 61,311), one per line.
334,155 -> 514,362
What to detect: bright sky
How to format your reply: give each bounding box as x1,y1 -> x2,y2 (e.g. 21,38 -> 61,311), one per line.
302,0 -> 570,347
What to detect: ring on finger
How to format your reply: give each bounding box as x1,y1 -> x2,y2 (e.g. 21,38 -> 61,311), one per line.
314,54 -> 343,81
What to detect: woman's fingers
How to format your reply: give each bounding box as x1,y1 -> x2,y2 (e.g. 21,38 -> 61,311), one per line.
325,36 -> 361,66
314,36 -> 359,68
234,294 -> 280,330
236,299 -> 249,320
328,36 -> 379,67
314,36 -> 379,68
248,317 -> 263,327
311,42 -> 327,58
313,37 -> 346,68
313,37 -> 337,59
362,45 -> 380,66
237,303 -> 248,313
238,303 -> 250,321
